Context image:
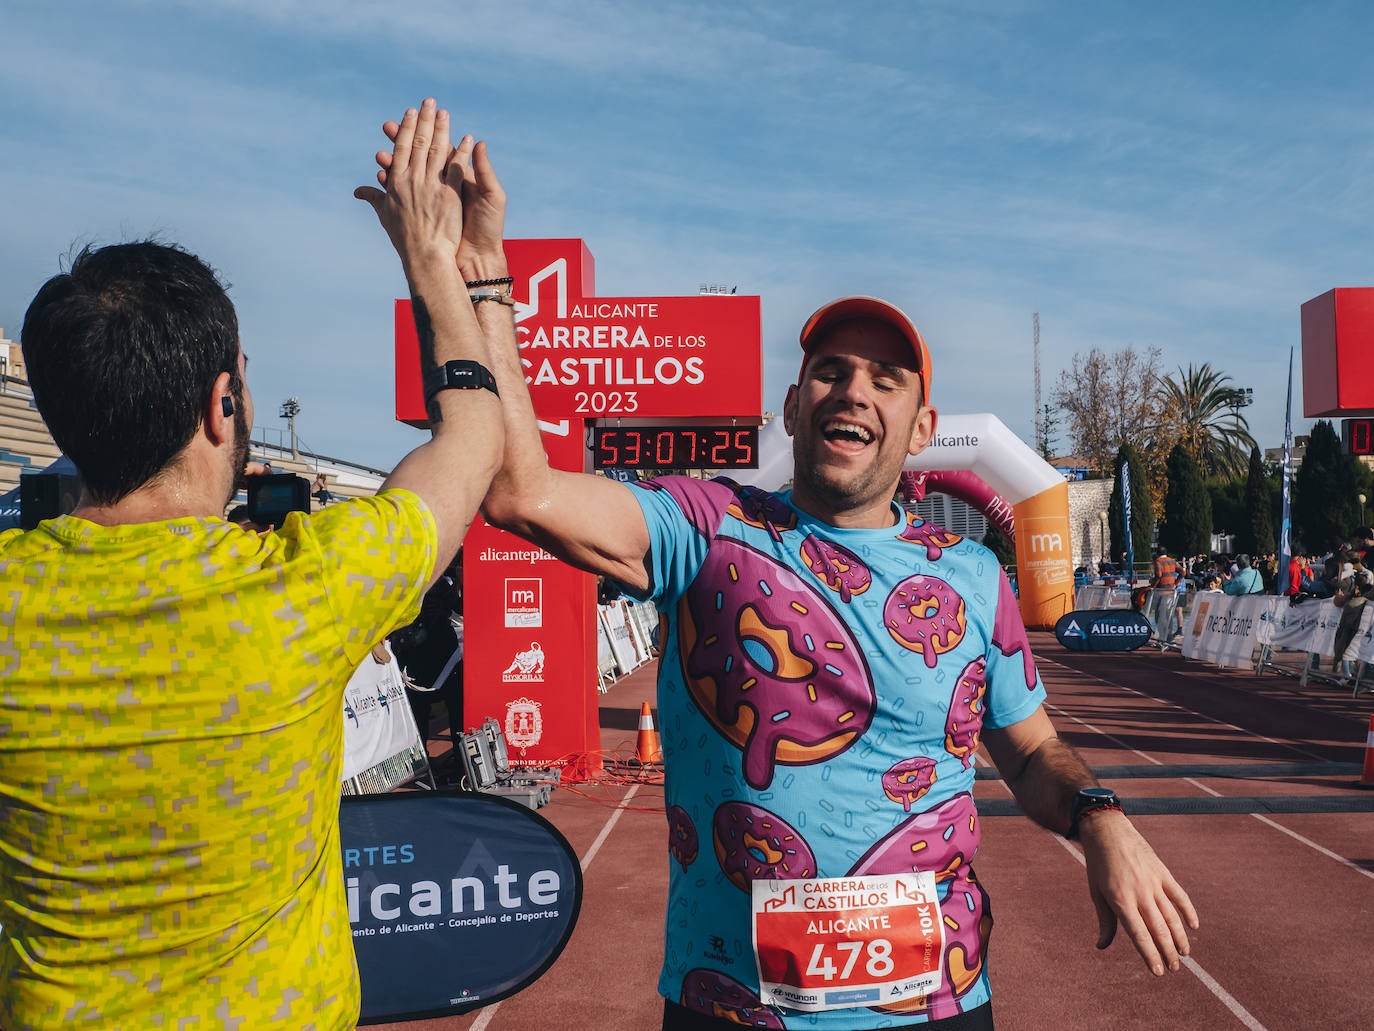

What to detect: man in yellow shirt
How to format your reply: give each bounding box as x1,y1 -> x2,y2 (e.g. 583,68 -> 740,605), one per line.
1,97 -> 503,1028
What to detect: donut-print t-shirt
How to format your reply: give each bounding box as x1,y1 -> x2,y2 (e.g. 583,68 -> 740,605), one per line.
627,476 -> 1047,1029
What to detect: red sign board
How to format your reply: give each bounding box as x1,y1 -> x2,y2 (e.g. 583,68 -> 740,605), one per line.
395,240 -> 764,780
396,238 -> 762,424
460,422 -> 599,780
1301,288 -> 1374,417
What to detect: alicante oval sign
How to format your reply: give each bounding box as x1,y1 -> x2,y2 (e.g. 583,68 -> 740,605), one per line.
1054,609 -> 1153,652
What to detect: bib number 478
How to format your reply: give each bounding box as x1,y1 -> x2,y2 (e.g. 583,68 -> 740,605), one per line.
805,939 -> 895,982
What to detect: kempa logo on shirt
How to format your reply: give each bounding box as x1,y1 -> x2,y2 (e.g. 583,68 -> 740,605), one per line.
703,934 -> 734,966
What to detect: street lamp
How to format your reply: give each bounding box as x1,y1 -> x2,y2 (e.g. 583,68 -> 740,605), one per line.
1098,510 -> 1108,568
280,397 -> 301,458
1360,493 -> 1367,526
1225,386 -> 1254,419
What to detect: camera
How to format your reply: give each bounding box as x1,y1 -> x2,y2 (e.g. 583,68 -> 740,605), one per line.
247,473 -> 312,527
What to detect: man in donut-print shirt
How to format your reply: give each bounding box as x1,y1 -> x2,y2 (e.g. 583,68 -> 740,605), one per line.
479,293 -> 1198,1030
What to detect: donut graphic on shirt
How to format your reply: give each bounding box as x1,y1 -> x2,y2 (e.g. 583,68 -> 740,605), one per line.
884,574 -> 968,668
945,657 -> 987,769
680,968 -> 785,1029
896,513 -> 963,561
799,534 -> 872,603
721,478 -> 798,540
848,792 -> 991,1019
667,805 -> 699,871
678,537 -> 876,790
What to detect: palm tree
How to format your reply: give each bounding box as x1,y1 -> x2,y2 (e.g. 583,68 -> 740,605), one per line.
1154,363 -> 1257,481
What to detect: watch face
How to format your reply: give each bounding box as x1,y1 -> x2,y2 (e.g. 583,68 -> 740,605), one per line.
1079,787 -> 1117,802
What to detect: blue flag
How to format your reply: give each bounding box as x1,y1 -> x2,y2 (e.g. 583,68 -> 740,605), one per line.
1121,459 -> 1134,586
1277,348 -> 1294,595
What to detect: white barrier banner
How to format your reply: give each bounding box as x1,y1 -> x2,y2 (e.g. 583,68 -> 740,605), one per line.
1351,605 -> 1374,663
599,603 -> 639,674
1261,598 -> 1324,651
1182,594 -> 1278,669
1258,597 -> 1374,662
342,653 -> 422,781
1307,601 -> 1343,658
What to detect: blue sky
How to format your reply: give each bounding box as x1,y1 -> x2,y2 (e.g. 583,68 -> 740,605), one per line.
3,1 -> 1372,471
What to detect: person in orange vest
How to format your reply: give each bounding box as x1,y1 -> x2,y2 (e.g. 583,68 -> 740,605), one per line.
1152,545 -> 1181,589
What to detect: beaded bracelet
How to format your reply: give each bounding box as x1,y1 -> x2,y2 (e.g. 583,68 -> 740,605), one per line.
465,276 -> 514,288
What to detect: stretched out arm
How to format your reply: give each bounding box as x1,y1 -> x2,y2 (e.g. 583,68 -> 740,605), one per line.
982,709 -> 1199,976
355,99 -> 503,588
433,136 -> 653,589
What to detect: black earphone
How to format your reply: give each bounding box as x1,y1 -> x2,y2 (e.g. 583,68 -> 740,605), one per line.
221,396 -> 235,417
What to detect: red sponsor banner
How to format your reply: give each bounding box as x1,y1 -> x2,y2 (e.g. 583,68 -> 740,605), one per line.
462,420 -> 598,780
397,240 -> 764,779
396,239 -> 762,423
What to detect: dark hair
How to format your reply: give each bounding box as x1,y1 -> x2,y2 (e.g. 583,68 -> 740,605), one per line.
21,241 -> 241,504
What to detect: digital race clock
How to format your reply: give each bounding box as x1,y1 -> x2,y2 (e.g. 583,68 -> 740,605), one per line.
592,425 -> 759,470
1343,417 -> 1374,456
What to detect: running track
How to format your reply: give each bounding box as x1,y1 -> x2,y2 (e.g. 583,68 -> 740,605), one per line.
382,634 -> 1374,1030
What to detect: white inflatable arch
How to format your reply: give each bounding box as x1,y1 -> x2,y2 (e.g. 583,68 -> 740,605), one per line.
740,413 -> 1075,629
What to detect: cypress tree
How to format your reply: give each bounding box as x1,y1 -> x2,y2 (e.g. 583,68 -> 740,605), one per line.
1244,445 -> 1274,554
1293,420 -> 1360,552
1161,444 -> 1212,556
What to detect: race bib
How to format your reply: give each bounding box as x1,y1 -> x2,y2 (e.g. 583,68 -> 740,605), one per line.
752,872 -> 944,1012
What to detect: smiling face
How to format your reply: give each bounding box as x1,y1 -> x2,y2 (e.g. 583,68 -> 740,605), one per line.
783,318 -> 936,528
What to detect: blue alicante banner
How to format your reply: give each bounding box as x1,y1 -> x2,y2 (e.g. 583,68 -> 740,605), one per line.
340,791 -> 582,1024
1054,609 -> 1153,652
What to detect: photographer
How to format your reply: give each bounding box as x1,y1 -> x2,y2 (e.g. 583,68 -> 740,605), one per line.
1332,557 -> 1373,676
1,98 -> 503,1028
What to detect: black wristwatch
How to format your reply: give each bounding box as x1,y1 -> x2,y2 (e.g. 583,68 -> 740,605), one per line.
1066,786 -> 1122,840
423,360 -> 499,402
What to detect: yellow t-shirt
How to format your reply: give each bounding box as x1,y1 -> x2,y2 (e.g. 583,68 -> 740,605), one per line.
0,490 -> 436,1029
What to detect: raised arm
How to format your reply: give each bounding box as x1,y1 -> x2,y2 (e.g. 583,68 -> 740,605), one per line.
436,136 -> 654,590
982,710 -> 1199,976
355,98 -> 503,588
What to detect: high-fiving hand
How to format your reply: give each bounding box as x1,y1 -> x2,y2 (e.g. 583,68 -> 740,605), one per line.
354,98 -> 471,270
370,105 -> 506,279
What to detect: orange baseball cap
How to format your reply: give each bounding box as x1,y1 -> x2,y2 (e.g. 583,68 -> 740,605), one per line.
798,296 -> 932,402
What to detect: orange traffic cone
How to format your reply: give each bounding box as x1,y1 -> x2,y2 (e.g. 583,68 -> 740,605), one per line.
1358,714 -> 1374,790
635,701 -> 663,766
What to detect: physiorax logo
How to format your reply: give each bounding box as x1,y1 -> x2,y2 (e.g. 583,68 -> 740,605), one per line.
504,697 -> 544,752
501,641 -> 546,683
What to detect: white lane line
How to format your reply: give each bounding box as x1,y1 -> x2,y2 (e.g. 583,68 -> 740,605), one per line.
469,783 -> 642,1031
1249,813 -> 1374,882
1043,661 -> 1373,874
581,783 -> 642,870
1039,655 -> 1329,761
1050,835 -> 1269,1030
1044,702 -> 1164,765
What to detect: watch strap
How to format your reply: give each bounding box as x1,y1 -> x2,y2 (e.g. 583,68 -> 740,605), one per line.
423,360 -> 499,401
1067,787 -> 1123,840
